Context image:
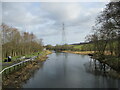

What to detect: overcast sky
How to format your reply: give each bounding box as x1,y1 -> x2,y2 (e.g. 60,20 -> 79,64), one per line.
2,2 -> 108,45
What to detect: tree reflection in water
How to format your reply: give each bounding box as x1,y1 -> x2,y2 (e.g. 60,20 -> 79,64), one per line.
84,57 -> 119,78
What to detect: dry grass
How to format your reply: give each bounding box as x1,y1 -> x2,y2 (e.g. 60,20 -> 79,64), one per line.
3,61 -> 42,88
37,50 -> 52,62
62,51 -> 95,55
63,50 -> 115,56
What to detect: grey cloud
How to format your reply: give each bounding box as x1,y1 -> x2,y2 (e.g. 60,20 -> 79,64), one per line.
2,2 -> 107,45
3,2 -> 44,26
0,2 -> 2,25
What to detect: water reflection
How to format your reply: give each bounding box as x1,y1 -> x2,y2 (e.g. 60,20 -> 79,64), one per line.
85,57 -> 119,78
3,61 -> 44,88
62,53 -> 68,77
23,53 -> 120,88
55,52 -> 61,56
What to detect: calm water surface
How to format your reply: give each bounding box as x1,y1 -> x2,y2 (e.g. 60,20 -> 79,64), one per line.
23,53 -> 120,88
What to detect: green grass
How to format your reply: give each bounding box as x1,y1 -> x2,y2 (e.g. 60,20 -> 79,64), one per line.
71,44 -> 94,51
2,50 -> 50,75
2,51 -> 43,68
2,61 -> 28,76
73,45 -> 83,49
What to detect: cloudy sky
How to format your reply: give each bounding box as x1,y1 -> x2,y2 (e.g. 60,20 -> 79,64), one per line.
2,2 -> 108,45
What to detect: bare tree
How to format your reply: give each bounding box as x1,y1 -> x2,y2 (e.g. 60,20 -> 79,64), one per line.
1,24 -> 43,59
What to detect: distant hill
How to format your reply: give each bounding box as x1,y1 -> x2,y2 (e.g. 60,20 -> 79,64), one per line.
71,38 -> 118,45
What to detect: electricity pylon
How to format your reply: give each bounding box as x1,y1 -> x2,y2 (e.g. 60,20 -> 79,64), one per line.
61,23 -> 66,45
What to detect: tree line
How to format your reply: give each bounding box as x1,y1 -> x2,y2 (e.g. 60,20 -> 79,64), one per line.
44,1 -> 120,57
86,1 -> 120,57
45,44 -> 73,51
1,24 -> 43,59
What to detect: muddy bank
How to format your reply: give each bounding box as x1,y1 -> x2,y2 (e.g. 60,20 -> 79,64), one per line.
2,50 -> 52,88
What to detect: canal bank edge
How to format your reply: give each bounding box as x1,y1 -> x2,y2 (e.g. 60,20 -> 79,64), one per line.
62,51 -> 94,55
2,50 -> 52,88
62,50 -> 120,79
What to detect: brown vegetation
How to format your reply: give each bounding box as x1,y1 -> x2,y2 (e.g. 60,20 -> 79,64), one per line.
85,2 -> 120,57
2,50 -> 52,88
1,24 -> 43,60
62,51 -> 94,55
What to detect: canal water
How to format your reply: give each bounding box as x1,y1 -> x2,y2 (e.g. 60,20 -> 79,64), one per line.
23,53 -> 120,88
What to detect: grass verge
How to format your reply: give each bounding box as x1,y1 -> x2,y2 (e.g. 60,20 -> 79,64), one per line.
2,50 -> 52,88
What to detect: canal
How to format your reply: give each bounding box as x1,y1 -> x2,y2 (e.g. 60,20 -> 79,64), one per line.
23,53 -> 120,88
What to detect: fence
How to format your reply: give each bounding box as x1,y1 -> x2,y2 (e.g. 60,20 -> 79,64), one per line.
0,56 -> 37,75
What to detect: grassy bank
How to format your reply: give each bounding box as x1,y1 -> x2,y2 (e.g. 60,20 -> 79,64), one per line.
62,50 -> 114,55
62,50 -> 94,55
63,50 -> 120,70
3,51 -> 42,62
36,50 -> 52,62
2,50 -> 52,88
2,51 -> 49,69
63,50 -> 120,78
